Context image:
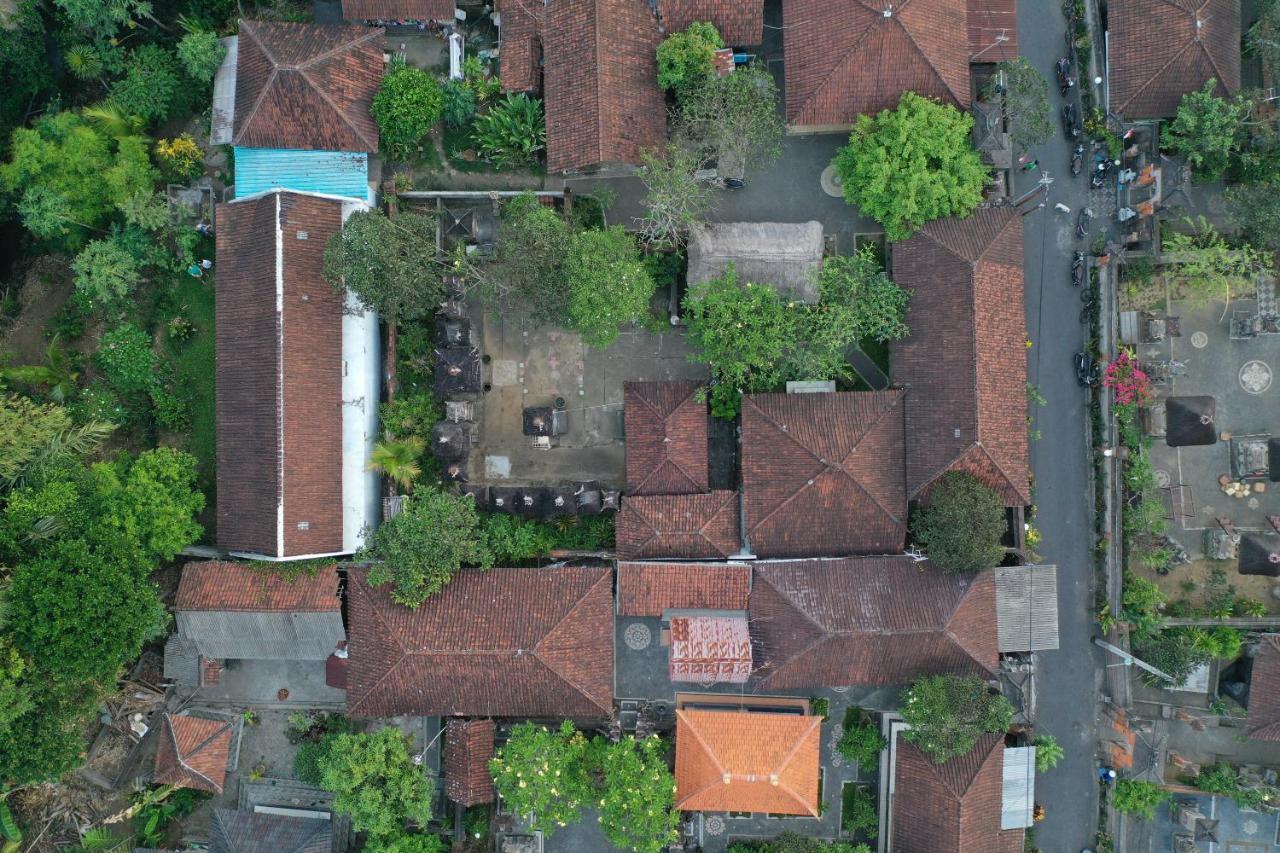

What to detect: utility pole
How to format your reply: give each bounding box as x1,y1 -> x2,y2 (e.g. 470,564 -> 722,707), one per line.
1092,636 -> 1177,683
1011,170 -> 1053,209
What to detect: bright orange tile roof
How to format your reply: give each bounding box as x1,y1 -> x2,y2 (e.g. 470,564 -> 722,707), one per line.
153,713 -> 233,794
674,709 -> 821,816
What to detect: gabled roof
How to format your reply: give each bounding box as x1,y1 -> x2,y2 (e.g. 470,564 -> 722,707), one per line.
890,207 -> 1031,506
210,808 -> 332,853
624,380 -> 709,495
616,561 -> 751,616
1249,635 -> 1280,740
657,0 -> 765,45
893,734 -> 1024,853
234,20 -> 383,152
675,709 -> 821,815
154,714 -> 234,794
1108,0 -> 1240,119
176,561 -> 340,611
749,557 -> 999,689
341,0 -> 454,22
444,719 -> 496,806
967,0 -> 1017,61
346,567 -> 615,718
781,0 -> 970,129
215,191 -> 348,558
741,390 -> 907,558
617,492 -> 741,560
498,0 -> 668,172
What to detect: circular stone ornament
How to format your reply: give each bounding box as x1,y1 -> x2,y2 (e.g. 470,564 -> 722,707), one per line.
705,816 -> 725,836
1240,360 -> 1273,394
1155,469 -> 1171,488
820,165 -> 844,198
623,622 -> 652,651
1191,331 -> 1209,349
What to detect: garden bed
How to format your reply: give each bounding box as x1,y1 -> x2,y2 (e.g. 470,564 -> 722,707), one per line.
840,782 -> 877,845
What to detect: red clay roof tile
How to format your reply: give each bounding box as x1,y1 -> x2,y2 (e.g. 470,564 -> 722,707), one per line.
1248,635 -> 1280,740
616,561 -> 751,616
341,0 -> 453,20
657,0 -> 764,45
153,714 -> 234,794
625,381 -> 709,495
444,719 -> 496,806
617,492 -> 740,560
175,561 -> 340,612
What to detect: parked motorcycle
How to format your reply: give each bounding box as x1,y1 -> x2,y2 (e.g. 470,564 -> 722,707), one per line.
1075,207 -> 1092,241
1071,144 -> 1084,176
1056,57 -> 1075,96
1061,103 -> 1080,139
1074,351 -> 1101,387
1071,251 -> 1086,287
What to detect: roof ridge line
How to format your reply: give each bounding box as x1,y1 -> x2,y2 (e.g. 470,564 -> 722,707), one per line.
296,65 -> 378,152
344,573 -> 411,713
794,0 -> 900,121
295,26 -> 383,71
166,714 -> 226,792
891,2 -> 967,107
1114,38 -> 1196,112
534,569 -> 613,713
676,709 -> 730,804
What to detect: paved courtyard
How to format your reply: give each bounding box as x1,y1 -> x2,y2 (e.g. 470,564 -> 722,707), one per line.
1136,294 -> 1279,559
1137,792 -> 1280,853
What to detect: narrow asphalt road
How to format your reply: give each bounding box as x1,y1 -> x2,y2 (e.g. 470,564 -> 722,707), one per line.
1016,1 -> 1107,849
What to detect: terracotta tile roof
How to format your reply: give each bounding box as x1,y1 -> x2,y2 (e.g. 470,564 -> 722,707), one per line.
234,20 -> 383,152
740,390 -> 907,558
670,615 -> 752,683
968,0 -> 1017,61
1248,635 -> 1280,740
1108,0 -> 1240,119
749,557 -> 999,689
617,492 -> 741,560
346,566 -> 615,718
341,0 -> 454,21
215,192 -> 347,558
781,0 -> 970,129
153,714 -> 234,794
444,719 -> 496,806
616,561 -> 751,616
889,207 -> 1031,506
175,561 -> 340,611
625,381 -> 709,495
674,709 -> 821,815
893,734 -> 1024,853
657,0 -> 764,45
498,0 -> 667,172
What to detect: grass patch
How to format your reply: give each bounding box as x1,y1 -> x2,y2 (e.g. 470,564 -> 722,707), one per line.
164,275 -> 217,510
444,122 -> 504,174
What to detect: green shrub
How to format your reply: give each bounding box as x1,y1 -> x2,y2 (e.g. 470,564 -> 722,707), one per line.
1033,733 -> 1064,772
472,94 -> 545,167
294,735 -> 337,785
70,382 -> 128,426
72,237 -> 142,309
841,784 -> 877,838
372,63 -> 444,161
481,514 -> 556,563
150,381 -> 191,431
1112,779 -> 1169,819
909,471 -> 1007,573
836,718 -> 886,769
95,323 -> 156,394
379,392 -> 443,443
176,30 -> 225,83
108,45 -> 185,125
656,21 -> 723,93
441,80 -> 476,128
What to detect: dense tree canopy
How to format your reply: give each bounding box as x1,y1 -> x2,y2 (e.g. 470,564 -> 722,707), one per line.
909,471 -> 1007,573
833,92 -> 988,241
900,675 -> 1014,764
317,728 -> 436,839
656,22 -> 723,93
481,192 -> 573,321
372,62 -> 444,160
490,721 -> 592,834
564,226 -> 655,348
983,57 -> 1053,150
800,248 -> 911,380
323,210 -> 445,324
1164,79 -> 1245,177
673,64 -> 785,177
362,488 -> 493,606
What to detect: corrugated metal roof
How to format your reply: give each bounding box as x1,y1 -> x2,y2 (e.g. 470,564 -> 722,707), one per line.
995,564 -> 1059,652
176,611 -> 345,661
1001,746 -> 1036,829
211,36 -> 239,146
233,147 -> 371,202
164,633 -> 200,686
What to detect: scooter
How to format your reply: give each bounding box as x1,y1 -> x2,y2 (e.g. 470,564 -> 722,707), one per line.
1061,103 -> 1080,139
1071,144 -> 1084,176
1071,251 -> 1086,286
1075,207 -> 1092,241
1056,57 -> 1074,96
1075,351 -> 1101,387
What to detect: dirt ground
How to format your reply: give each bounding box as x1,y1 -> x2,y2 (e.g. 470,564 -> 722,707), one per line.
0,257 -> 74,367
1138,556 -> 1280,614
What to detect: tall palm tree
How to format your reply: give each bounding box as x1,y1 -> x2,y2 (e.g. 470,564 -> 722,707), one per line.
367,437 -> 424,494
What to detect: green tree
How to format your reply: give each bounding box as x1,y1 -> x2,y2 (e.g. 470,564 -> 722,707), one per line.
656,22 -> 723,93
481,192 -> 573,321
0,3 -> 55,150
1249,0 -> 1280,86
8,537 -> 168,683
0,395 -> 74,487
72,237 -> 143,308
363,834 -> 449,853
490,722 -> 593,835
54,0 -> 153,42
595,735 -> 681,853
176,30 -> 225,83
1134,629 -> 1211,688
899,674 -> 1014,764
109,45 -> 185,126
983,57 -> 1053,149
841,784 -> 877,838
1225,180 -> 1280,251
368,438 -> 424,493
672,64 -> 785,176
440,80 -> 476,128
371,63 -> 444,160
1162,216 -> 1268,304
361,488 -> 493,606
119,190 -> 169,231
2,112 -> 114,246
1164,79 -> 1245,177
836,717 -> 887,769
323,210 -> 444,324
682,266 -> 800,418
833,92 -> 988,241
0,680 -> 100,787
0,636 -> 33,733
95,323 -> 157,394
798,248 -> 910,380
1033,733 -> 1064,772
909,471 -> 1007,573
1112,779 -> 1169,819
635,144 -> 713,249
88,447 -> 204,567
317,728 -> 435,839
564,227 -> 655,348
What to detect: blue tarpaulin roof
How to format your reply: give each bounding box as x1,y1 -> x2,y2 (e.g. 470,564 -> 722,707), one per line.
234,147 -> 371,202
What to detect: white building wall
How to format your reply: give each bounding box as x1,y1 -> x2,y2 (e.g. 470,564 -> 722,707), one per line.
340,198 -> 380,554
